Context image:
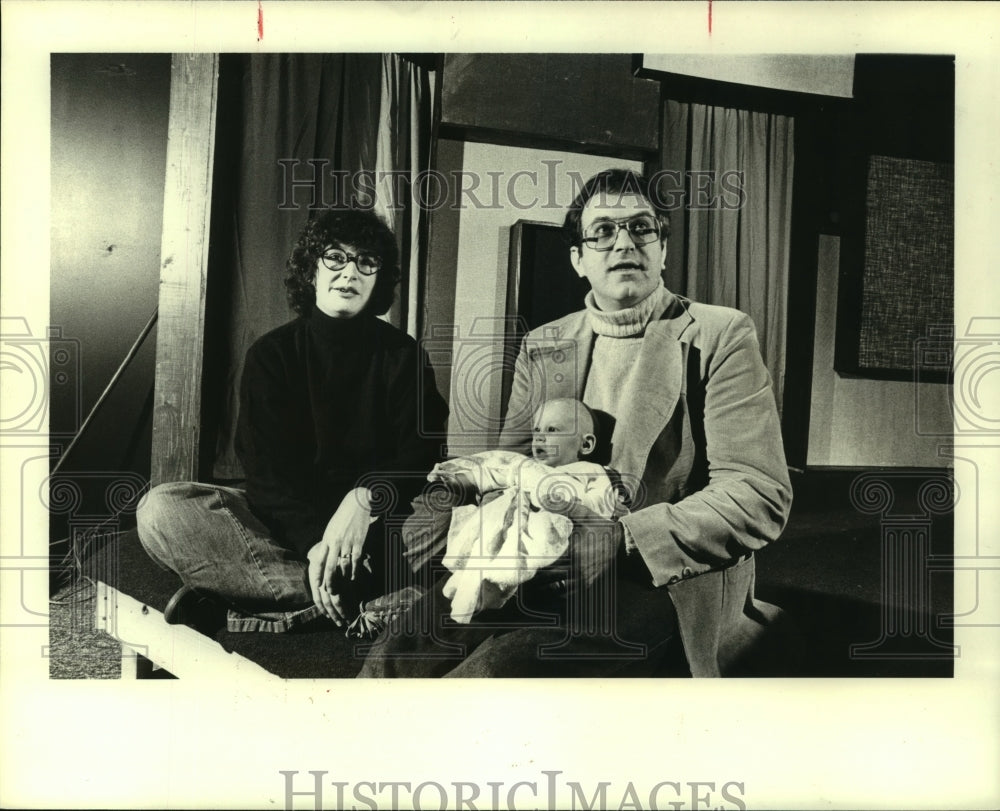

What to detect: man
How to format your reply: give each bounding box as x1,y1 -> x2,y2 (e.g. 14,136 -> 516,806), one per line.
138,208 -> 448,633
360,169 -> 791,676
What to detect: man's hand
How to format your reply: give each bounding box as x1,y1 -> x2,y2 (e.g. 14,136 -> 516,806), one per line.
306,488 -> 376,625
569,517 -> 624,588
427,468 -> 479,507
429,467 -> 477,492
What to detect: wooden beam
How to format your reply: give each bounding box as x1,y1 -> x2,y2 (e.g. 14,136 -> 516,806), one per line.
151,54 -> 219,486
96,581 -> 275,681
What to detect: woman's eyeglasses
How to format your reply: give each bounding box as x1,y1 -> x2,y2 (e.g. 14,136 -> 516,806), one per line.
320,248 -> 382,276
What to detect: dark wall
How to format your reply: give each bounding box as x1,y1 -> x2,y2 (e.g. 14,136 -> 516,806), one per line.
50,54 -> 171,565
782,55 -> 954,467
439,54 -> 660,160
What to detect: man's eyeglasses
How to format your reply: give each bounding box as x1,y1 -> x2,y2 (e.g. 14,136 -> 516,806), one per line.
581,215 -> 661,252
320,248 -> 382,276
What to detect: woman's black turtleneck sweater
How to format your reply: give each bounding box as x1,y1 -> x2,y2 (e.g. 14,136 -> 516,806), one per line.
235,308 -> 448,558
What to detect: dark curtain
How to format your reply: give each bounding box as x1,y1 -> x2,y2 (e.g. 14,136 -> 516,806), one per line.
206,54 -> 432,480
660,100 -> 794,412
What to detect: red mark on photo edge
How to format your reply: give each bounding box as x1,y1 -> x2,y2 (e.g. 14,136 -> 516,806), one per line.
257,1 -> 264,41
708,0 -> 713,35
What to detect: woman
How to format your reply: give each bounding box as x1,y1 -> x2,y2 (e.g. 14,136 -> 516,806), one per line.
138,208 -> 448,633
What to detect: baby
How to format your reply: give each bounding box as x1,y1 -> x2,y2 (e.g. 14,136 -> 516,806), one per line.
431,398 -> 622,622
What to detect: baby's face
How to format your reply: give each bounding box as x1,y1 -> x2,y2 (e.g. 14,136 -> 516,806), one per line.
531,401 -> 591,467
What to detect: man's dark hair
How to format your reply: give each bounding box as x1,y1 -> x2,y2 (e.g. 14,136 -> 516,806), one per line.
285,208 -> 400,316
562,168 -> 671,248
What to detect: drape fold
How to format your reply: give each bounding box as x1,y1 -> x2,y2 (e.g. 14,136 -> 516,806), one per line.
661,100 -> 794,412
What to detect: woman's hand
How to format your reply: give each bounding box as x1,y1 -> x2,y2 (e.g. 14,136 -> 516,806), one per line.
307,541 -> 347,625
306,488 -> 376,625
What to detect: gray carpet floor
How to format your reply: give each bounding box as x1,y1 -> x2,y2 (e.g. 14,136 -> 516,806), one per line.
48,579 -> 121,679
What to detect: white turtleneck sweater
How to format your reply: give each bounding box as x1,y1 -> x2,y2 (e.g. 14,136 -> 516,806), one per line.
582,280 -> 669,427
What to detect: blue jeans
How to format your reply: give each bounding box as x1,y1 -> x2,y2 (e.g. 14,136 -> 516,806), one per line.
136,482 -> 324,632
357,554 -> 682,677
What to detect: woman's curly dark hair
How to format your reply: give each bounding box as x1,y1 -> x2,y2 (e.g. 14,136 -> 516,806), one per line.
285,208 -> 400,317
